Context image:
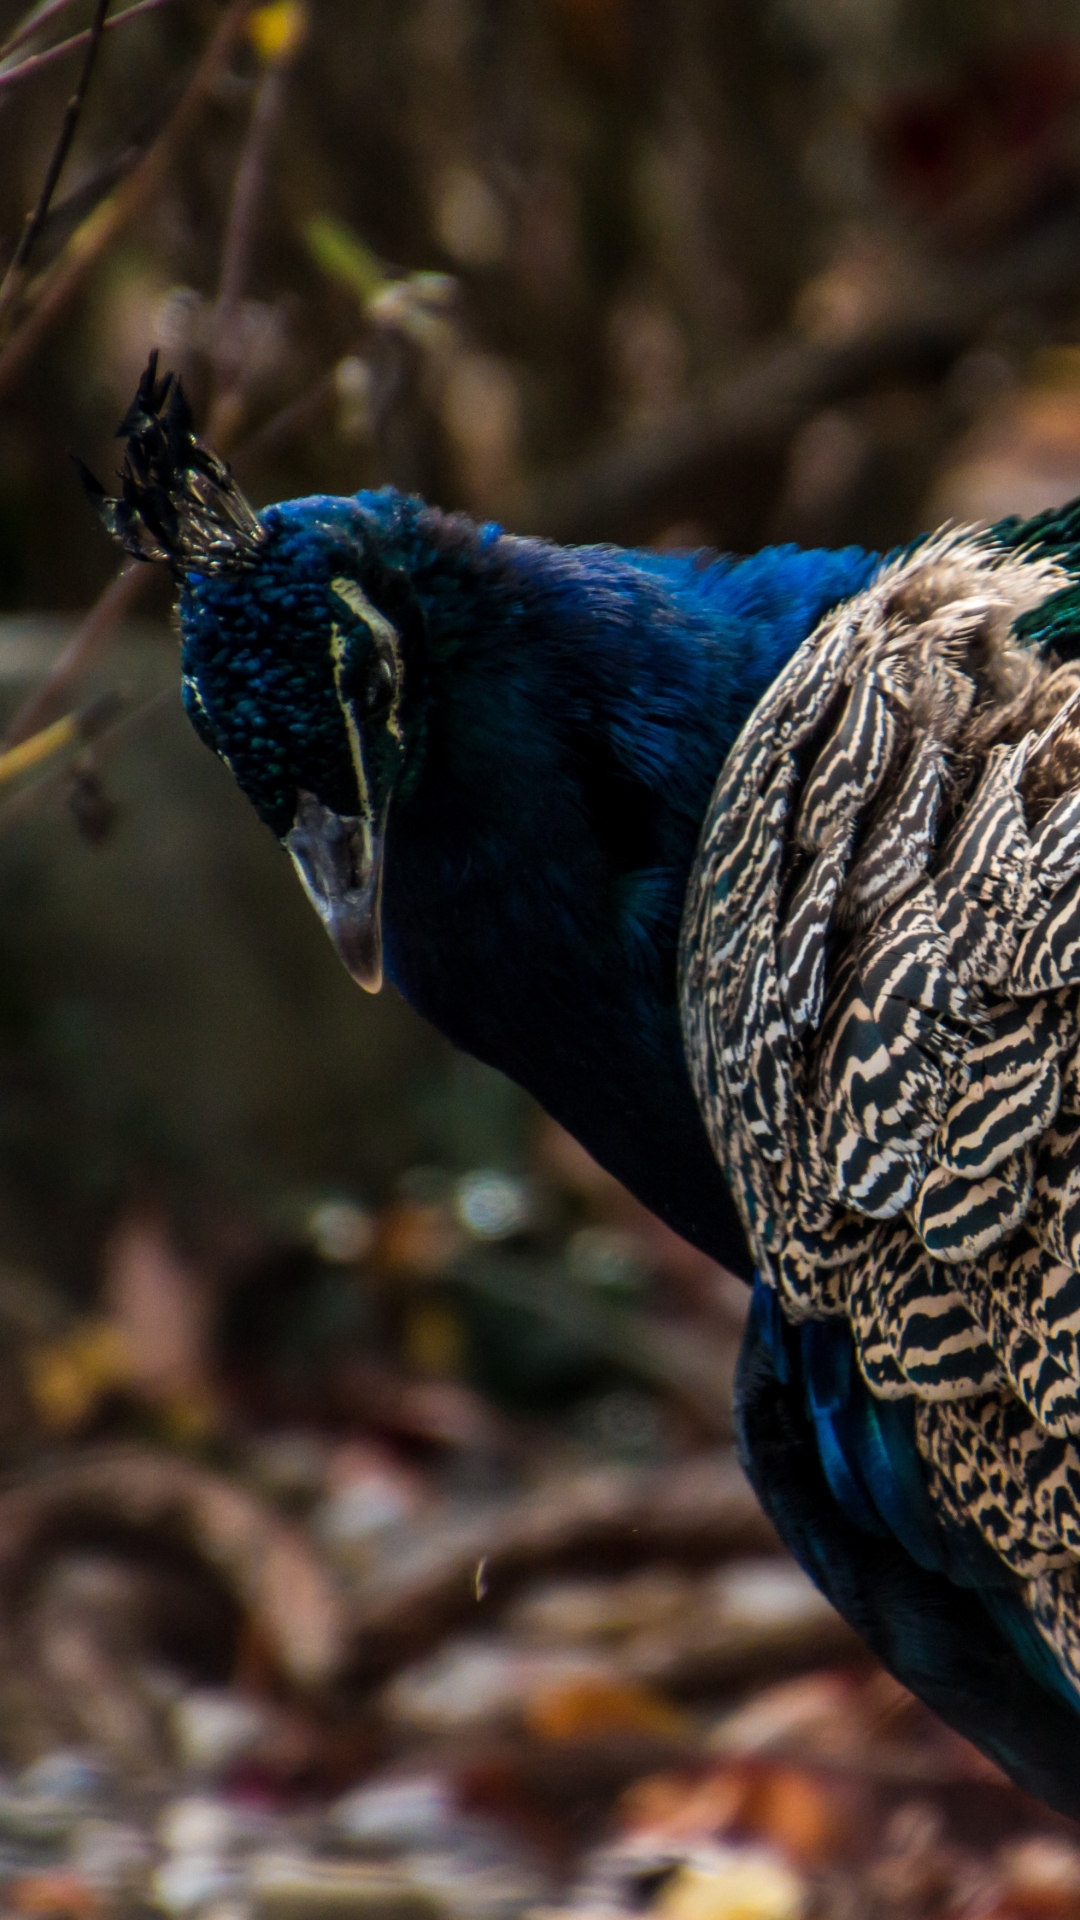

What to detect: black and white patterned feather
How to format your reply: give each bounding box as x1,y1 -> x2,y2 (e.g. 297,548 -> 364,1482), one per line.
678,528 -> 1080,1692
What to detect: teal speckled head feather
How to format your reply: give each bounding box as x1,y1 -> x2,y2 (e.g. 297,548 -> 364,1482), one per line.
177,498 -> 424,832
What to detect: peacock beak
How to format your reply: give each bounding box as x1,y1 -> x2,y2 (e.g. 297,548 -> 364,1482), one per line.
284,790 -> 386,993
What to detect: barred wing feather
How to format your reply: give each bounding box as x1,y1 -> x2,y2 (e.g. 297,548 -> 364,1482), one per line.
678,529 -> 1080,1692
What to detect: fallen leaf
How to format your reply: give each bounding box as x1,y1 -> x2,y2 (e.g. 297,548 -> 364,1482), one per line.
525,1674 -> 690,1742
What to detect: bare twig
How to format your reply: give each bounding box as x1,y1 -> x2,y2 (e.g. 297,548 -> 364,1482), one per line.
0,0 -> 112,328
0,1446 -> 349,1687
0,0 -> 173,96
0,687 -> 125,788
231,365 -> 336,465
345,1452 -> 778,1676
455,1255 -> 737,1437
0,683 -> 177,834
1,564 -> 148,749
208,3 -> 305,440
0,7 -> 308,759
518,213 -> 1080,545
0,0 -> 257,405
517,327 -> 954,544
0,0 -> 76,65
215,67 -> 286,324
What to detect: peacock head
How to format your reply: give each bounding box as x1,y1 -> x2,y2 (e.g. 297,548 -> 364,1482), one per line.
80,355 -> 427,993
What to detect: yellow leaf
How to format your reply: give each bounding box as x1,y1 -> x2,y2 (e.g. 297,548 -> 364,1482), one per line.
248,0 -> 306,65
27,1319 -> 130,1432
26,1347 -> 90,1433
656,1853 -> 805,1920
524,1675 -> 690,1742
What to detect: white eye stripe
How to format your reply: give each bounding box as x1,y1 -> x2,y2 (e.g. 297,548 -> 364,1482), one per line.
329,573 -> 404,746
330,619 -> 371,818
330,575 -> 400,653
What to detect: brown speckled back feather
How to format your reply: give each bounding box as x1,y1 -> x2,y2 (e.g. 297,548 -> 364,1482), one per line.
678,528 -> 1080,1692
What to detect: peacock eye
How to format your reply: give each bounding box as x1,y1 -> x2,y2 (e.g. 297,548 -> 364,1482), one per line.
361,648 -> 396,718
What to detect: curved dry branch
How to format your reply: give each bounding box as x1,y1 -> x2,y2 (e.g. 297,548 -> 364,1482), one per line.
0,1445 -> 349,1689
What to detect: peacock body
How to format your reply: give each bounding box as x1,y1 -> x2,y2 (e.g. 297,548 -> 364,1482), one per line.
82,358 -> 1080,1815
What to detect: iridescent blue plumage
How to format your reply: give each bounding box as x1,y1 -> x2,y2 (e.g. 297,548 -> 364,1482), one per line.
739,1292 -> 1080,1810
180,487 -> 878,1250
83,363 -> 1080,1819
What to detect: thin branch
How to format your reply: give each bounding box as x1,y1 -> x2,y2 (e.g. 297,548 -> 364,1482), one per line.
207,64 -> 289,434
0,1447 -> 349,1687
0,0 -> 172,96
0,0 -> 257,402
0,684 -> 176,834
231,365 -> 336,465
345,1451 -> 776,1677
1,564 -> 148,749
0,0 -> 112,327
1,0 -> 301,766
215,67 -> 287,318
207,6 -> 304,438
0,686 -> 125,787
28,138 -> 144,249
0,0 -> 298,767
517,211 -> 1080,545
0,0 -> 76,65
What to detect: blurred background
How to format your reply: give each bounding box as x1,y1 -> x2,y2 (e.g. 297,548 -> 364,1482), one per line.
1,2 -> 1080,1916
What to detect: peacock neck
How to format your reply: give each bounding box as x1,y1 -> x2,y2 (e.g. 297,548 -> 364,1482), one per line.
376,508 -> 880,1264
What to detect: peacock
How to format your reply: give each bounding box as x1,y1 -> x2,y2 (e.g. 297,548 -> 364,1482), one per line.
82,353 -> 1080,1816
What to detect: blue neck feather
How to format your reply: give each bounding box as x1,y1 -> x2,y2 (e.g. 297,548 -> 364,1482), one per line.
361,496 -> 879,1265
